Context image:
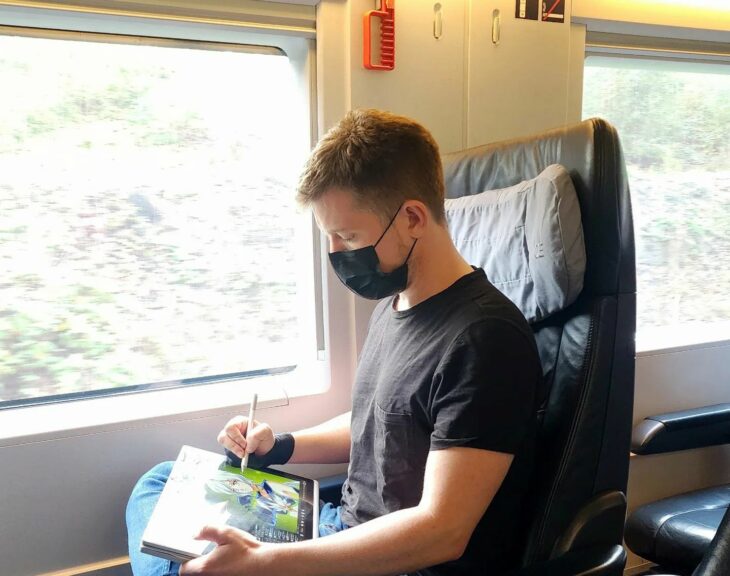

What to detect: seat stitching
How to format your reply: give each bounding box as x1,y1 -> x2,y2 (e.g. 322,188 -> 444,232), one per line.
536,300 -> 598,555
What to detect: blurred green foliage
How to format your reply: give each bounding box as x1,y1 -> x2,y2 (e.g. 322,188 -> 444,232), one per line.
583,62 -> 730,331
583,66 -> 730,171
0,40 -> 299,404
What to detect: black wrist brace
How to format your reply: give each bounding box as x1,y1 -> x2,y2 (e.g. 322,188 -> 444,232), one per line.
224,432 -> 295,469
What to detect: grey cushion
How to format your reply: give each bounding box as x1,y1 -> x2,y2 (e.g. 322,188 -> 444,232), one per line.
445,164 -> 585,323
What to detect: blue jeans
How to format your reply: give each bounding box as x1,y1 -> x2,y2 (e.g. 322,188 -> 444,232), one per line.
126,461 -> 349,576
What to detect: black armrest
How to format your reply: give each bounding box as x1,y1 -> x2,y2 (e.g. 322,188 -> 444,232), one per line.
508,545 -> 626,576
317,472 -> 347,504
632,403 -> 730,455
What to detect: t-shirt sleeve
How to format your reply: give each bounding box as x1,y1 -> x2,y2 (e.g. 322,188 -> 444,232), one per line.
429,319 -> 540,455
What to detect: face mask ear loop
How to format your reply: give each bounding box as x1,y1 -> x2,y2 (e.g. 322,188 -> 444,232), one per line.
374,203 -> 405,248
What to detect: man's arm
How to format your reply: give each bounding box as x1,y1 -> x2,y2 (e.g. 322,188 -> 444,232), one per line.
181,446 -> 512,576
289,411 -> 351,464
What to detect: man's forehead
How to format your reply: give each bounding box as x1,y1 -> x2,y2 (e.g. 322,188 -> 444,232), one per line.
312,187 -> 374,233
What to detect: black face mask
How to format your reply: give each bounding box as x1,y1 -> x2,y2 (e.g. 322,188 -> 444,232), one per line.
328,206 -> 418,300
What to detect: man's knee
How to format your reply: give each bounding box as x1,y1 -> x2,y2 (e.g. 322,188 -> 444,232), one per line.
126,461 -> 174,518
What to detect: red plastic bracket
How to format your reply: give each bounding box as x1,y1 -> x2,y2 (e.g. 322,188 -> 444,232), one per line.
363,0 -> 395,71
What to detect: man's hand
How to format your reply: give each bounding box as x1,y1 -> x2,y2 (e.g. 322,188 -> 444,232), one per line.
179,525 -> 269,576
217,415 -> 275,460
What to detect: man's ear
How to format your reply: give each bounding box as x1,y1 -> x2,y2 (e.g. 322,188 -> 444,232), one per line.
402,201 -> 429,237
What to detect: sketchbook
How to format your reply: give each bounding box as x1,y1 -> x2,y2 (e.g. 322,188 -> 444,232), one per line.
141,445 -> 319,563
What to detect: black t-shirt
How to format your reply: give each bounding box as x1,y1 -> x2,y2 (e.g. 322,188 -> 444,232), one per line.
340,269 -> 542,576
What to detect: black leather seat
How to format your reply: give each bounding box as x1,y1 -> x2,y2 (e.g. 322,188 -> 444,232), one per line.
651,505 -> 730,576
321,117 -> 637,575
692,505 -> 730,576
626,404 -> 730,574
626,486 -> 730,574
440,117 -> 636,575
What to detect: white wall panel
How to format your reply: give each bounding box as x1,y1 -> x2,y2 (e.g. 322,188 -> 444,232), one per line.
466,0 -> 574,147
348,0 -> 468,154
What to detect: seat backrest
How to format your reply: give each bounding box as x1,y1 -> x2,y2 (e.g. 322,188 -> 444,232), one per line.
442,118 -> 636,564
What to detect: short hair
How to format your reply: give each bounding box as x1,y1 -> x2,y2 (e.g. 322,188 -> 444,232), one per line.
296,109 -> 446,224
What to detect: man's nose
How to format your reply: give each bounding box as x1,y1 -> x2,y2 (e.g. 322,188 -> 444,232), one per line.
329,236 -> 345,253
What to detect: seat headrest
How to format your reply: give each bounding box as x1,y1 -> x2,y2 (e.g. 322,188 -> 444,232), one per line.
445,164 -> 585,323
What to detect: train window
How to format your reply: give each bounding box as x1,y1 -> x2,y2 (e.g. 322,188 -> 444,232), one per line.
0,30 -> 315,408
583,55 -> 730,350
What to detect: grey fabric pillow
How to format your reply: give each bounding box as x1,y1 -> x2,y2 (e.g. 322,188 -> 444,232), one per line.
445,164 -> 585,323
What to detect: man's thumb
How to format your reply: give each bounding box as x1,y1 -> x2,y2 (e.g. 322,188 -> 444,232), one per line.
195,524 -> 231,544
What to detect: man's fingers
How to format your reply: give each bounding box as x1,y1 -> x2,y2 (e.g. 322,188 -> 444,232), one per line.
244,422 -> 272,454
225,429 -> 247,457
216,428 -> 242,455
180,525 -> 232,575
217,416 -> 257,457
179,556 -> 205,576
195,524 -> 234,545
216,416 -> 272,458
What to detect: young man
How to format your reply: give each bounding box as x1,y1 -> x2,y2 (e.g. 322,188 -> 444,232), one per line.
127,109 -> 541,576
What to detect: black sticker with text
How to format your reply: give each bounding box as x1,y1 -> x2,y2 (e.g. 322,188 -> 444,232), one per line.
515,0 -> 539,21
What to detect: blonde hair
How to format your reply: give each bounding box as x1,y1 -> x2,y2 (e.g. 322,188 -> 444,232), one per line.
296,109 -> 446,224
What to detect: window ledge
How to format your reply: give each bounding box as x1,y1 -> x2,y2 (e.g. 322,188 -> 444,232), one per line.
0,363 -> 329,448
636,322 -> 730,357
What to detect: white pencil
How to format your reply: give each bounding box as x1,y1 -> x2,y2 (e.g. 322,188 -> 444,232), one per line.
241,393 -> 258,473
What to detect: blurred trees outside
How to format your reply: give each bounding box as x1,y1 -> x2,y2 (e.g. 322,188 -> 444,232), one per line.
0,35 -> 303,403
583,61 -> 730,332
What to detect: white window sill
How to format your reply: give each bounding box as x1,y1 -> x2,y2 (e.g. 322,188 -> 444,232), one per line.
0,361 -> 329,448
636,321 -> 730,357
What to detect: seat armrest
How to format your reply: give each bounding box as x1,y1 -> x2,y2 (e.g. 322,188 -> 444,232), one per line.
508,545 -> 626,576
632,403 -> 730,455
317,473 -> 347,504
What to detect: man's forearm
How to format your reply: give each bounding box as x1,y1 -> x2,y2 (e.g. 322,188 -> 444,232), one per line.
289,411 -> 351,464
265,505 -> 464,576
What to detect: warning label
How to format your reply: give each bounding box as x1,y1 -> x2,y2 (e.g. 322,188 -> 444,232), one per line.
542,0 -> 565,23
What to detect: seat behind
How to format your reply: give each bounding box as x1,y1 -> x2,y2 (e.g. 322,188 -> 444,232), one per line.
625,402 -> 730,573
442,118 -> 636,567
